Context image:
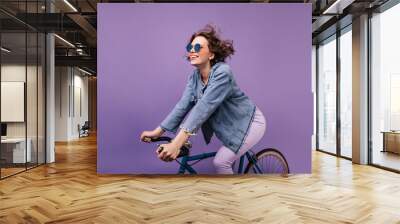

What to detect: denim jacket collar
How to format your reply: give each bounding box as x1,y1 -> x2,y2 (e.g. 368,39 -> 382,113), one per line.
195,62 -> 223,90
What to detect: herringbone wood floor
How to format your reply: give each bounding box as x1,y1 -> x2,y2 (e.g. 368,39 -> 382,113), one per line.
1,134 -> 400,224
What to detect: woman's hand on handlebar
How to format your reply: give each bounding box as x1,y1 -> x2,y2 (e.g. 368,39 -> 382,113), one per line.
140,126 -> 165,142
157,142 -> 181,162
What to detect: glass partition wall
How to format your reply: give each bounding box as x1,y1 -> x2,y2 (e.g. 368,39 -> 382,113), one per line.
316,25 -> 352,159
0,1 -> 46,179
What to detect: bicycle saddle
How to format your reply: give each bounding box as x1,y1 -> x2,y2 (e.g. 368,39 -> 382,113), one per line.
142,136 -> 191,158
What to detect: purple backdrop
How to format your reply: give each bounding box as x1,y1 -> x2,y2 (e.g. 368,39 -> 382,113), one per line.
98,3 -> 312,174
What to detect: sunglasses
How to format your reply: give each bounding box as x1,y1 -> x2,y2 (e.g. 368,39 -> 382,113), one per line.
186,43 -> 203,53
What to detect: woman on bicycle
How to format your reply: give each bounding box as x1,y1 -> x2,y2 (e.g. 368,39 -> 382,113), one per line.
140,24 -> 266,174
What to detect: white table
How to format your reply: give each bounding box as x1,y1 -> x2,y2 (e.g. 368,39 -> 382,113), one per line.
1,138 -> 32,163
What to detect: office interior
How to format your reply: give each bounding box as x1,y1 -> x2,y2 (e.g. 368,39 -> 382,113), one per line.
0,0 -> 97,179
0,0 -> 399,223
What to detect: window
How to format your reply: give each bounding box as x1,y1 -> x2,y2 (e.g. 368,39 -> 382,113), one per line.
339,28 -> 352,158
370,2 -> 400,171
317,35 -> 337,154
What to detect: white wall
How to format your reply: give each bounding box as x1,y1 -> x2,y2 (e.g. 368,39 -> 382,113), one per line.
72,73 -> 89,138
55,67 -> 89,141
55,66 -> 69,141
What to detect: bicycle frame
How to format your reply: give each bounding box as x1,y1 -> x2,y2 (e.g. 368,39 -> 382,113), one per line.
176,150 -> 263,174
143,136 -> 264,174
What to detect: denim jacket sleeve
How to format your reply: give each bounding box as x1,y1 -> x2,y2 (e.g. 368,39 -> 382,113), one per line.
180,67 -> 233,135
159,72 -> 195,133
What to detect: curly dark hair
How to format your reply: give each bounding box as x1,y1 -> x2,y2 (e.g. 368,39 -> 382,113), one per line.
187,24 -> 235,66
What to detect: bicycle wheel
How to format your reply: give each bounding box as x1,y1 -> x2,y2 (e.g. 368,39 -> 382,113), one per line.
244,148 -> 289,176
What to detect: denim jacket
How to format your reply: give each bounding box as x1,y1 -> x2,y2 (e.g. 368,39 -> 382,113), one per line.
160,62 -> 256,154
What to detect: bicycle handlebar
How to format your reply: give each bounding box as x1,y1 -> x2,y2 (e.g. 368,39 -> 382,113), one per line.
142,136 -> 172,143
142,136 -> 190,158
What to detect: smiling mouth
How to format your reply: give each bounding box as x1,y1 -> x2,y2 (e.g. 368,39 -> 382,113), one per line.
189,55 -> 199,60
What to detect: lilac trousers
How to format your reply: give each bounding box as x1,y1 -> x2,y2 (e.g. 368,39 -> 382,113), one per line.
213,107 -> 266,174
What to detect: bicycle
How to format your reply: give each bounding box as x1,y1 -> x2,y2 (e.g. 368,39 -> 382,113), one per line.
142,136 -> 289,176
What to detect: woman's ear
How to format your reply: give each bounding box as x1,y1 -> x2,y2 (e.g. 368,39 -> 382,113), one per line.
209,53 -> 215,60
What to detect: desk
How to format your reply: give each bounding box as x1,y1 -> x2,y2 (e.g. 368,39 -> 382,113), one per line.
1,138 -> 32,163
381,131 -> 400,154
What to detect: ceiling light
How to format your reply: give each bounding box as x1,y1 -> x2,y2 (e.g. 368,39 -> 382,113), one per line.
54,34 -> 75,48
1,47 -> 11,53
63,0 -> 78,12
322,0 -> 354,15
78,67 -> 93,76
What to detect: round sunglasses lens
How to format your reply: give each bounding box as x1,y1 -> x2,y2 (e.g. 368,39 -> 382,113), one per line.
186,44 -> 192,52
194,43 -> 201,52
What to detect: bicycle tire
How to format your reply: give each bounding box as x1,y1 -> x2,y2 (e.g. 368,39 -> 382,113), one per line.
244,148 -> 289,177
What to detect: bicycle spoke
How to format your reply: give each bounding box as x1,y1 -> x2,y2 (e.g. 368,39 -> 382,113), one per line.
269,156 -> 274,173
270,156 -> 275,173
263,158 -> 268,173
279,160 -> 285,173
280,159 -> 286,173
274,157 -> 281,173
276,157 -> 284,174
275,157 -> 281,173
262,156 -> 267,173
273,156 -> 278,173
268,156 -> 272,173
